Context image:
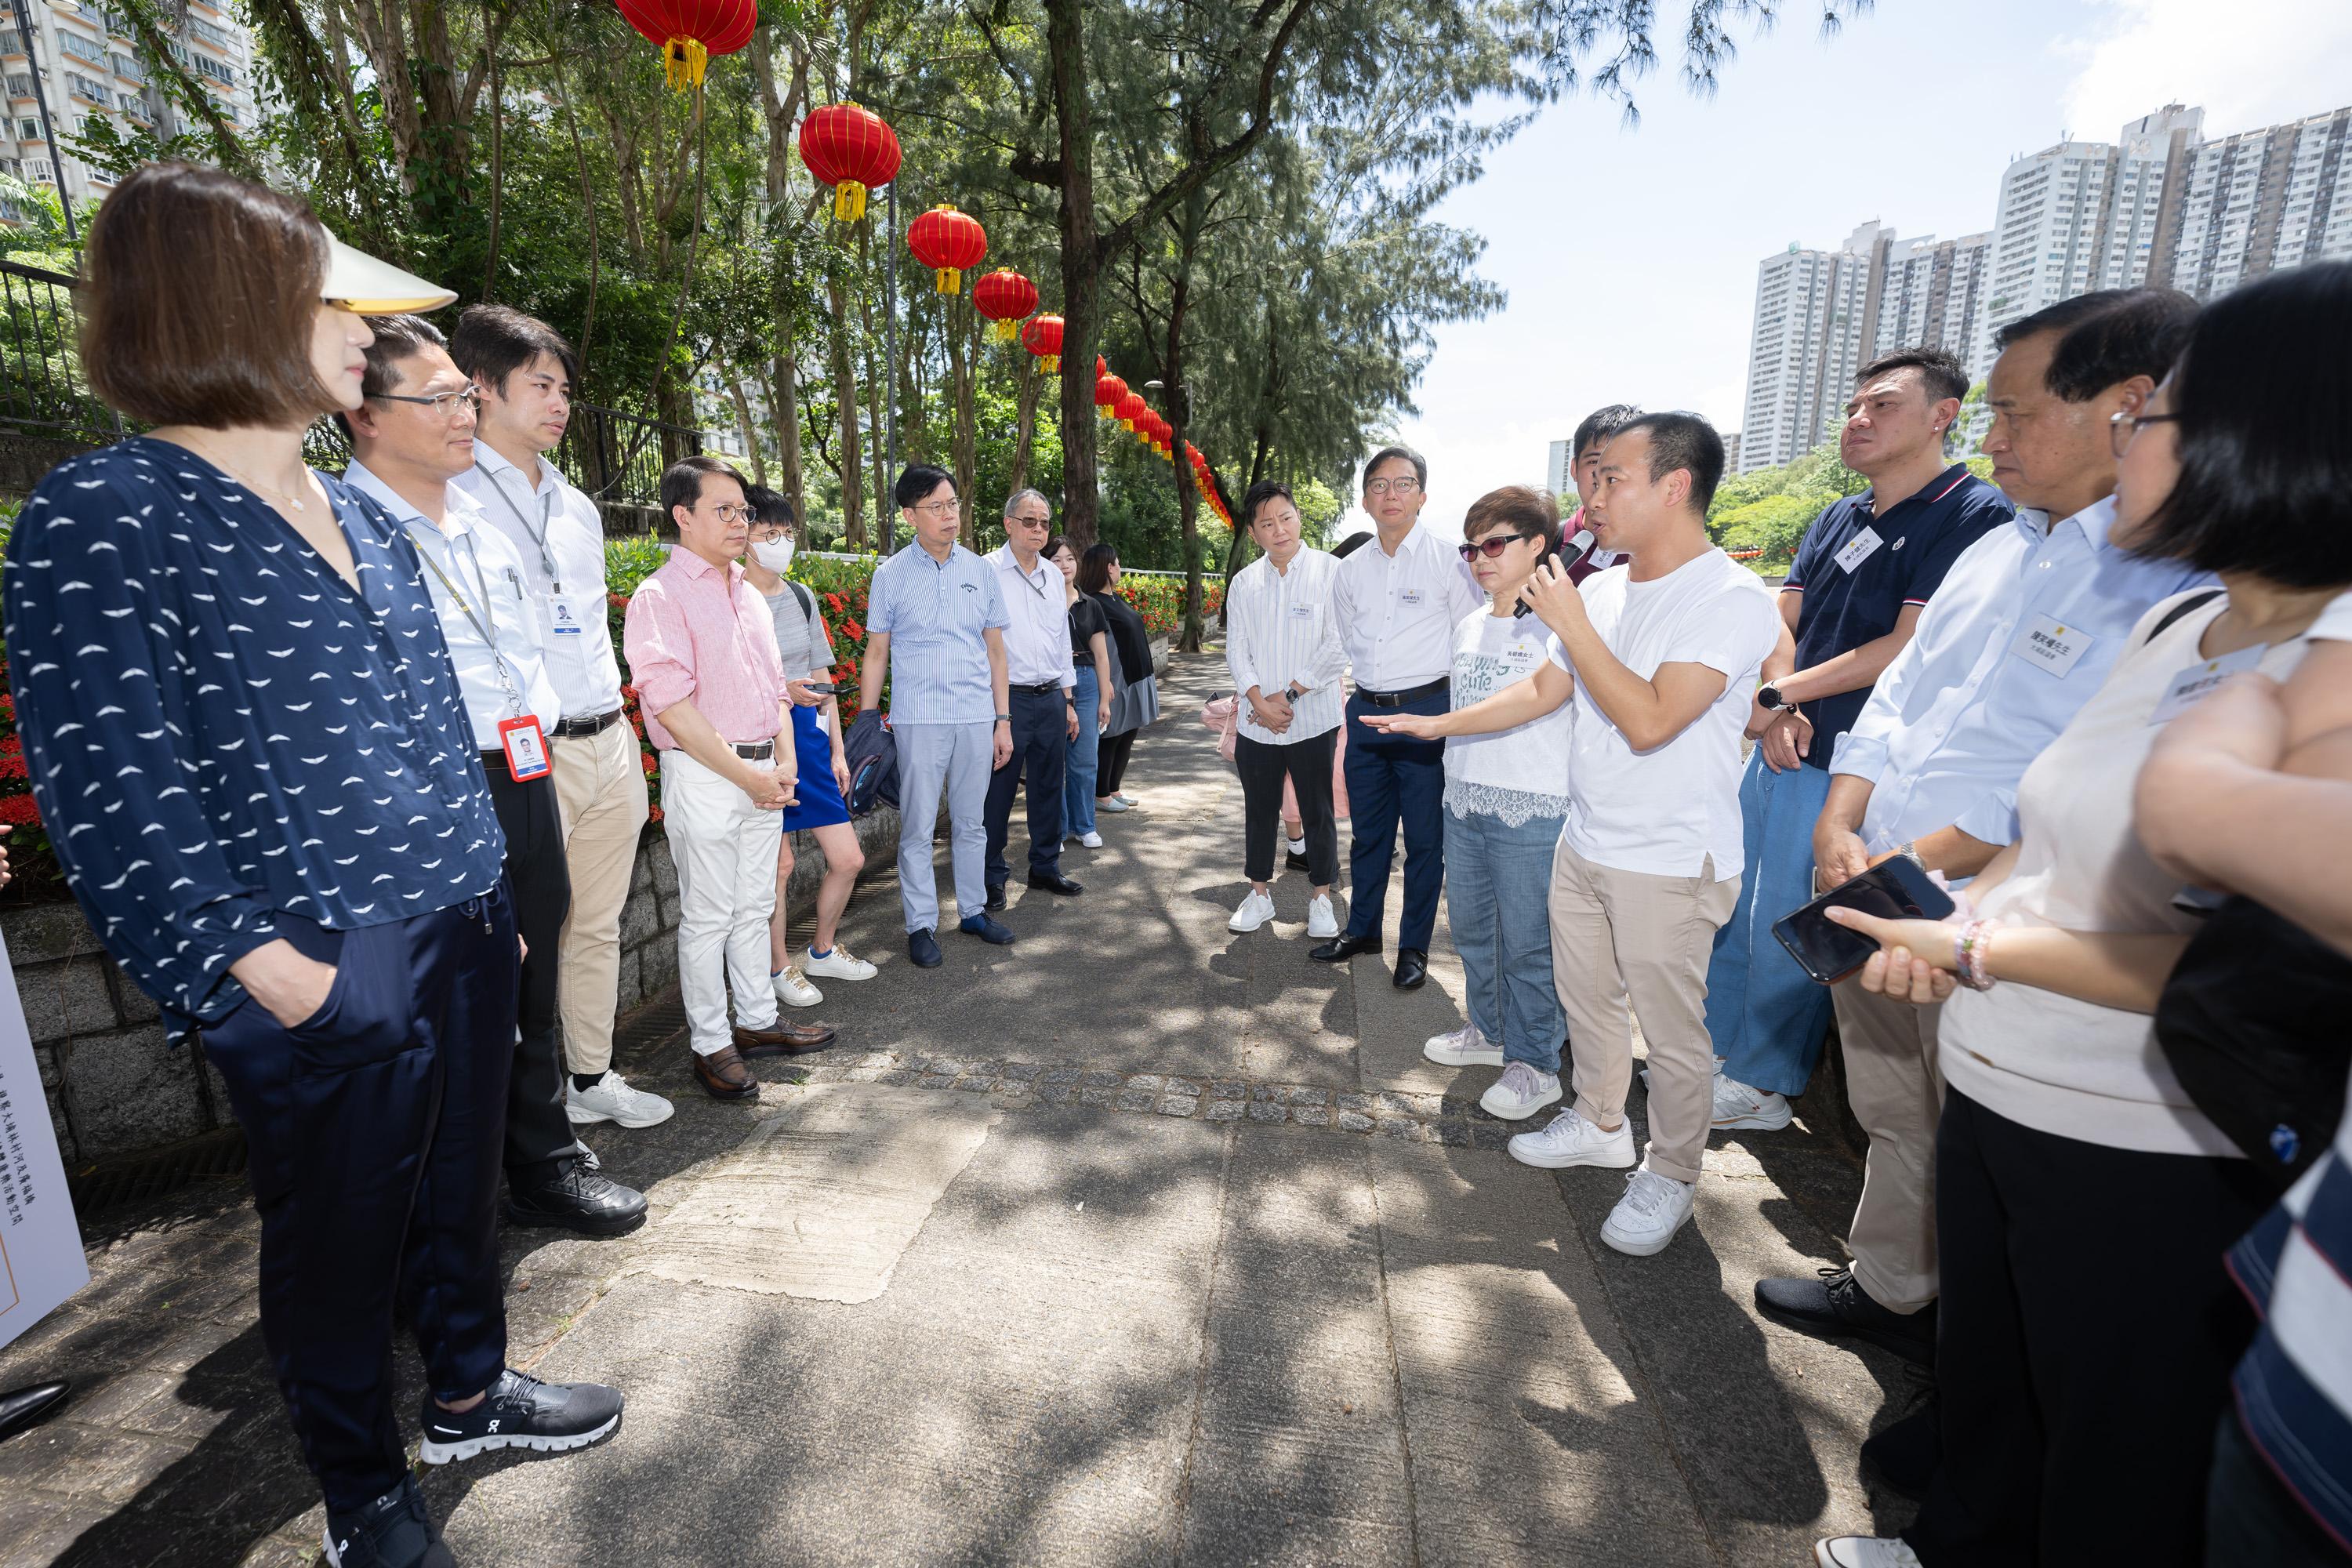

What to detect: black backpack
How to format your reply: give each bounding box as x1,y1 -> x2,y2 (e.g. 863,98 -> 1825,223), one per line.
841,708 -> 898,816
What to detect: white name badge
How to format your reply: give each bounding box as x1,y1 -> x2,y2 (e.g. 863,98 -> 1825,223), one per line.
1288,602 -> 1315,620
1399,588 -> 1427,606
2011,613 -> 2093,677
1504,641 -> 1542,666
546,593 -> 587,637
2147,643 -> 2267,726
1834,526 -> 1885,574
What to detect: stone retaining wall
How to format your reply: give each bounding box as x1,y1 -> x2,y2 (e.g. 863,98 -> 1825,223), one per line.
5,805 -> 902,1169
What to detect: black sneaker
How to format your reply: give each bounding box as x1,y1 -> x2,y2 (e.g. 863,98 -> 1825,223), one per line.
503,1161 -> 648,1237
325,1477 -> 454,1568
418,1369 -> 624,1465
1755,1266 -> 1936,1368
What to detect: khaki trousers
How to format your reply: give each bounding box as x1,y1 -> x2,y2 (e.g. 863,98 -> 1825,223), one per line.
550,724 -> 651,1076
1548,840 -> 1740,1185
1831,982 -> 1945,1313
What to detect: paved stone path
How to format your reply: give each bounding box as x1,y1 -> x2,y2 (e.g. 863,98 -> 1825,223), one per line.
0,650 -> 1926,1567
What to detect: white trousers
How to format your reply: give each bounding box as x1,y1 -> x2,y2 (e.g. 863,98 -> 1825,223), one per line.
661,749 -> 782,1055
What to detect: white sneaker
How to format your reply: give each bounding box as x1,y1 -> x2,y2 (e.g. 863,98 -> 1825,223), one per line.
1712,1071 -> 1792,1131
1306,894 -> 1340,939
1480,1061 -> 1563,1121
564,1071 -> 675,1129
1079,831 -> 1104,849
1814,1537 -> 1922,1568
1229,889 -> 1276,933
772,964 -> 824,1007
802,944 -> 877,982
1096,797 -> 1132,814
1423,1022 -> 1503,1067
1508,1107 -> 1636,1169
1600,1167 -> 1696,1256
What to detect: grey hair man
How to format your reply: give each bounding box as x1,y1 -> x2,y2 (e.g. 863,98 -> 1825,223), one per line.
983,486 -> 1082,905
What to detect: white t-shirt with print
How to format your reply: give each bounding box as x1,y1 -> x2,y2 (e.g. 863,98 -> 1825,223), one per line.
1444,607 -> 1573,826
1550,549 -> 1780,880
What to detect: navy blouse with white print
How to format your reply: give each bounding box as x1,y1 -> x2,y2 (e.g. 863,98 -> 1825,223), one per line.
2,437 -> 506,1034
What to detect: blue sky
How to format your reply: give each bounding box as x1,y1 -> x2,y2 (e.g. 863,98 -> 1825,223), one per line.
1348,0 -> 2352,539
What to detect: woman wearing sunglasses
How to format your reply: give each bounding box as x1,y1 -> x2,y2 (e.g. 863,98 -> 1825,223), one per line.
1417,488 -> 1581,1120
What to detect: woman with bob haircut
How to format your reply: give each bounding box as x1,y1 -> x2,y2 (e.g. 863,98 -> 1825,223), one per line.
1080,541 -> 1160,812
2,163 -> 621,1568
1813,260 -> 2352,1567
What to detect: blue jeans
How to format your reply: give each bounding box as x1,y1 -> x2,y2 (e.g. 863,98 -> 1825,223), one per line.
1063,664 -> 1100,838
1444,805 -> 1567,1072
1703,750 -> 1835,1097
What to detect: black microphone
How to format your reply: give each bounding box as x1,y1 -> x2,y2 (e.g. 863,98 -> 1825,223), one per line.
1514,528 -> 1597,618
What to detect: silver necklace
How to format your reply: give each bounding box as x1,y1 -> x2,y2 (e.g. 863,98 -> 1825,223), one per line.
182,436 -> 314,513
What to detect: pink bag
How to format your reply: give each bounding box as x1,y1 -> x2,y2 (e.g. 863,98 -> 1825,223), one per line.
1200,693 -> 1240,762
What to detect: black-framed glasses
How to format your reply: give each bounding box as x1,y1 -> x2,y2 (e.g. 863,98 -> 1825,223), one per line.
369,387 -> 481,419
2109,408 -> 2181,457
1459,534 -> 1534,561
1365,476 -> 1420,496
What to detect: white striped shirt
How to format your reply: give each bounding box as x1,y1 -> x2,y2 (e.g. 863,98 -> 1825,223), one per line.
1225,547 -> 1347,746
1329,523 -> 1485,690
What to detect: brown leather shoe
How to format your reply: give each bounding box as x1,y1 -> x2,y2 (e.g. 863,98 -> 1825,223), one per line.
693,1044 -> 759,1100
733,1020 -> 837,1057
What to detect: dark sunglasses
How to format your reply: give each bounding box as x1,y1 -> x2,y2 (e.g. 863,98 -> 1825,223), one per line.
1458,533 -> 1537,561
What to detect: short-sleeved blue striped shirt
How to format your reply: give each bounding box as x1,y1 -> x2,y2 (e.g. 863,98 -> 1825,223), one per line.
3,437 -> 505,1033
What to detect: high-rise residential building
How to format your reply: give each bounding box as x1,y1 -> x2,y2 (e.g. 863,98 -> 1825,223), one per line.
1544,437 -> 1572,499
0,0 -> 260,212
2158,105 -> 2352,299
1720,431 -> 1741,475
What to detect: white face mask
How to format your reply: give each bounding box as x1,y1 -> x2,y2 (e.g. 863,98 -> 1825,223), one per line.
751,536 -> 796,573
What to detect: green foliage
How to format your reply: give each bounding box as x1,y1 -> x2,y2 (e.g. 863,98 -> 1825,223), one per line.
1706,440 -> 1871,571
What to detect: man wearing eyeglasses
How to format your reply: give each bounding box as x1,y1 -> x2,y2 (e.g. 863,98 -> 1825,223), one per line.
1315,446 -> 1481,989
342,314 -> 650,1236
982,488 -> 1082,909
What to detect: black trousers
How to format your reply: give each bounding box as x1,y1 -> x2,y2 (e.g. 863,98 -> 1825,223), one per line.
200,886 -> 517,1513
985,685 -> 1069,890
483,760 -> 579,1183
1237,729 -> 1338,885
1907,1088 -> 2270,1566
2206,1413 -> 2349,1566
1098,728 -> 1139,794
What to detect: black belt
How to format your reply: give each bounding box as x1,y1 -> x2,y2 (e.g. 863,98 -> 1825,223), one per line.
654,739 -> 776,762
1012,681 -> 1062,695
1354,677 -> 1449,708
551,707 -> 624,738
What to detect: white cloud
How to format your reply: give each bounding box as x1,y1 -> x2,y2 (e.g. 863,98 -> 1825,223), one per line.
2059,0 -> 2352,137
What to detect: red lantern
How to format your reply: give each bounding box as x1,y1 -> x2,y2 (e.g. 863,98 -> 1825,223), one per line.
615,0 -> 755,90
907,204 -> 987,295
1116,390 -> 1147,432
1021,313 -> 1065,373
973,270 -> 1039,342
1095,372 -> 1127,420
798,103 -> 900,221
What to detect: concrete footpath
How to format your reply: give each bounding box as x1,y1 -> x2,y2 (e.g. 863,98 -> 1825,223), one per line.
0,650 -> 1926,1567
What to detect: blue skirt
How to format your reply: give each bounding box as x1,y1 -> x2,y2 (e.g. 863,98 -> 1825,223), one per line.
780,704 -> 851,830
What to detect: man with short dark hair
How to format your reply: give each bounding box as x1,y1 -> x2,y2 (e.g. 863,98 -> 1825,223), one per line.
1700,348 -> 2011,1135
1754,289 -> 2212,1367
982,487 -> 1081,907
1316,445 -> 1481,989
626,456 -> 834,1101
345,314 -> 649,1238
1566,404 -> 1640,576
448,306 -> 672,1135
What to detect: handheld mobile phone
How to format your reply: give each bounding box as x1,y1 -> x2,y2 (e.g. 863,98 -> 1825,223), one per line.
1771,858 -> 1958,985
798,681 -> 840,697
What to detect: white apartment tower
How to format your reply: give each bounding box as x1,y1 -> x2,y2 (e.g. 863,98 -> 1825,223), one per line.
1544,438 -> 1572,499
2161,105 -> 2352,299
0,0 -> 260,212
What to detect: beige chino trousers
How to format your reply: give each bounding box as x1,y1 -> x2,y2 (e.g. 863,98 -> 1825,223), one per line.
550,724 -> 652,1076
1548,840 -> 1740,1185
1831,982 -> 1945,1314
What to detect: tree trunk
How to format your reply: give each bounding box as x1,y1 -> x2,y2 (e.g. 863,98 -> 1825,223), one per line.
764,351 -> 805,532
1007,356 -> 1041,499
1044,0 -> 1102,546
949,303 -> 979,544
823,259 -> 866,550
723,364 -> 766,485
1166,192 -> 1205,653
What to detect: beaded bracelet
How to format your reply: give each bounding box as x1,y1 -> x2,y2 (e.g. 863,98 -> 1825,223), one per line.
1951,920 -> 1997,991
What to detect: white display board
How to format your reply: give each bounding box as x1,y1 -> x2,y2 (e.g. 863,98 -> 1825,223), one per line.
0,931 -> 89,1350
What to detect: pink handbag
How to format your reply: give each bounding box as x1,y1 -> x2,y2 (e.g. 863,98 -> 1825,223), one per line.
1200,693 -> 1240,761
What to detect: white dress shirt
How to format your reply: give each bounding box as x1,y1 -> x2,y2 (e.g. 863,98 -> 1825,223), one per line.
1329,524 -> 1483,691
450,441 -> 626,720
1224,546 -> 1346,746
988,543 -> 1076,691
347,461 -> 562,752
1829,494 -> 2212,857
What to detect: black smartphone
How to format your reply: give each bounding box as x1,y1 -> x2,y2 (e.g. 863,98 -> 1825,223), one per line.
1771,858 -> 1958,985
798,681 -> 839,698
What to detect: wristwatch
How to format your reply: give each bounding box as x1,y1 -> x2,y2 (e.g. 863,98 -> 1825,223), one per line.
1757,683 -> 1798,713
995,713 -> 1011,723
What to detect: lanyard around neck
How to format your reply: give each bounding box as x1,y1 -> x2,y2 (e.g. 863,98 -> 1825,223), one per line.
408,522 -> 525,717
472,460 -> 562,591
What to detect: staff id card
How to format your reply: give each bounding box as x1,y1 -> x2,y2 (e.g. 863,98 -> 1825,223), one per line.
499,714 -> 552,780
546,594 -> 588,637
2147,643 -> 2267,727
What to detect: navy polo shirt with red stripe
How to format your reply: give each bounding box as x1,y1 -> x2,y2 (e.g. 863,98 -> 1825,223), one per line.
1782,463 -> 2013,766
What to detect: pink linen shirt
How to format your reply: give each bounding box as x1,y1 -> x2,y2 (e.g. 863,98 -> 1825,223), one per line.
622,548 -> 786,750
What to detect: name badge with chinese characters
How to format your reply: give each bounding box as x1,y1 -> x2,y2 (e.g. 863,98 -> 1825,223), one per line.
499,714 -> 552,781
1834,526 -> 1885,575
1504,639 -> 1543,667
2011,613 -> 2092,677
1399,588 -> 1427,607
546,593 -> 587,637
2147,643 -> 2267,727
1288,602 -> 1315,620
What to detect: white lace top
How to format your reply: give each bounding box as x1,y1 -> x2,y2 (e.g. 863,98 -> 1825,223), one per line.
1443,607 -> 1573,826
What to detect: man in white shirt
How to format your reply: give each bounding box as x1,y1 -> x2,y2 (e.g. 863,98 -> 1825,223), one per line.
343,314 -> 648,1239
982,488 -> 1083,906
1224,480 -> 1348,939
448,305 -> 673,1138
1366,413 -> 1779,1258
1317,446 -> 1483,989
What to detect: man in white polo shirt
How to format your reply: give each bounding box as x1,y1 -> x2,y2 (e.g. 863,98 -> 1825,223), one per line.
1367,412 -> 1777,1257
